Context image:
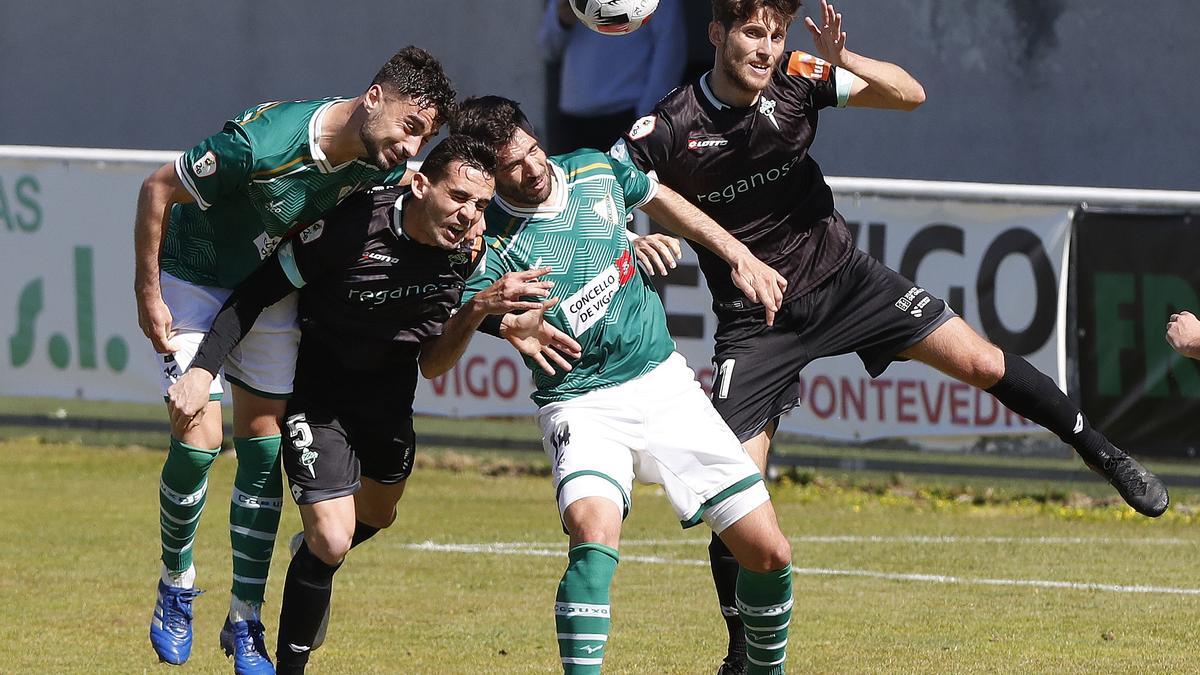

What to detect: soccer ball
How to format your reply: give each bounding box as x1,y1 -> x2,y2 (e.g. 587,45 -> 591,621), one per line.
571,0 -> 659,35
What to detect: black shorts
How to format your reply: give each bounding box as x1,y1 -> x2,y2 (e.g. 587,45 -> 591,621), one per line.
711,246 -> 956,442
280,346 -> 418,505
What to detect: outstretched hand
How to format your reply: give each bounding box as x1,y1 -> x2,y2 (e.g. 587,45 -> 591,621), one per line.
474,267 -> 557,315
633,233 -> 683,276
729,252 -> 788,326
502,299 -> 582,375
804,0 -> 848,66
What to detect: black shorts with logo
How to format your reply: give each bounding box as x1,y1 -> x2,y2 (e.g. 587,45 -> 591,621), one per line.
280,341 -> 419,505
710,246 -> 956,442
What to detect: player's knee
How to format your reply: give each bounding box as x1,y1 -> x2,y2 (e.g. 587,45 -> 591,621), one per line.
970,347 -> 1006,388
304,528 -> 352,566
742,538 -> 792,574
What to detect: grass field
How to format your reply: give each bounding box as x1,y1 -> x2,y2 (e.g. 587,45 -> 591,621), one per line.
2,438 -> 1199,674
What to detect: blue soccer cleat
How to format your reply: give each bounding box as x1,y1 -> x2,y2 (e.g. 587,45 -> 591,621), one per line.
150,580 -> 204,665
220,618 -> 275,674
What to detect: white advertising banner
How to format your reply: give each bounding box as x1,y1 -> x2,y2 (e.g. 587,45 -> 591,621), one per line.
0,151 -> 175,402
0,148 -> 1077,442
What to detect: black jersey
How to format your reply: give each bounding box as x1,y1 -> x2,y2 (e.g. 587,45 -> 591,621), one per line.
191,185 -> 483,375
618,50 -> 855,312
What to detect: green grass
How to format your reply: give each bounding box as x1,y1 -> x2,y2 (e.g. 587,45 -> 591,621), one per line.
2,440 -> 1199,673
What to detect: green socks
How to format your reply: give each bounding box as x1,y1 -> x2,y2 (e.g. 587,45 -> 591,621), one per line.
228,435 -> 283,605
555,543 -> 619,674
159,437 -> 219,574
737,565 -> 793,675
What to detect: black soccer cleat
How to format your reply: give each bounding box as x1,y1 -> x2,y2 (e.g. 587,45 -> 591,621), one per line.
1085,446 -> 1169,517
716,656 -> 748,675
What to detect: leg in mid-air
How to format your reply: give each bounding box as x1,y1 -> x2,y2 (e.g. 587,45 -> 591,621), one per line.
151,385 -> 223,665
218,386 -> 286,675
900,317 -> 1169,516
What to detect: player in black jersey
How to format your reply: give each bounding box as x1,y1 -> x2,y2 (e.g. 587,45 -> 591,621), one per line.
620,1 -> 1169,672
166,135 -> 581,673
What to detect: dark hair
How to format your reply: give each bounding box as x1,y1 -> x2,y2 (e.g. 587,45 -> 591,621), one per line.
449,95 -> 536,151
370,46 -> 457,127
711,0 -> 802,30
419,134 -> 497,183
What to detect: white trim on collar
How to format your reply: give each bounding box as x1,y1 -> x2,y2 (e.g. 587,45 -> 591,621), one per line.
390,191 -> 412,239
699,72 -> 761,111
494,162 -> 568,219
309,99 -> 354,174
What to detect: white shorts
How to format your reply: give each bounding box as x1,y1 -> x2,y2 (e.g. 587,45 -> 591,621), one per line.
538,352 -> 769,534
157,271 -> 299,399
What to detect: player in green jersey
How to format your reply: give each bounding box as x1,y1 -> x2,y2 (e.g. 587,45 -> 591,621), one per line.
451,96 -> 795,675
134,46 -> 456,673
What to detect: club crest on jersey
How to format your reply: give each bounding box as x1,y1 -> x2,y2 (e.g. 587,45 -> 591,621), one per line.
628,115 -> 656,140
591,194 -> 619,225
687,135 -> 729,152
192,151 -> 218,178
758,97 -> 780,130
561,250 -> 635,336
299,220 -> 324,244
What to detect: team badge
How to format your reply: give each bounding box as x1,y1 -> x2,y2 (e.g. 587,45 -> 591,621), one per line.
299,220 -> 325,244
192,151 -> 218,178
628,115 -> 656,140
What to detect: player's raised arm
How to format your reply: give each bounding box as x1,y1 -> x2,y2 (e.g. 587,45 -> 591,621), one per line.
640,184 -> 788,326
804,0 -> 925,110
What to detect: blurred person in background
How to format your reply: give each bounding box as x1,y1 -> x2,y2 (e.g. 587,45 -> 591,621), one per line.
539,0 -> 686,154
134,46 -> 455,674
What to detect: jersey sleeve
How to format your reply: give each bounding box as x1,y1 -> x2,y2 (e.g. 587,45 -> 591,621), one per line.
780,51 -> 841,110
174,124 -> 253,211
462,239 -> 509,336
606,151 -> 659,211
461,238 -> 508,305
612,110 -> 675,178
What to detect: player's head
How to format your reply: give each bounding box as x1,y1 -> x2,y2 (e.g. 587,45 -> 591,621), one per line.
709,0 -> 802,95
359,46 -> 458,170
408,134 -> 496,250
451,96 -> 551,207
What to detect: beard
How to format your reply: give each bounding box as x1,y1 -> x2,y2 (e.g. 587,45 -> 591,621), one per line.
717,49 -> 770,99
359,124 -> 394,169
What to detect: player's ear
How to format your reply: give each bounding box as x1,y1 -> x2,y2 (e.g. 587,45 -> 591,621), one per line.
363,84 -> 384,113
708,21 -> 726,48
410,171 -> 430,198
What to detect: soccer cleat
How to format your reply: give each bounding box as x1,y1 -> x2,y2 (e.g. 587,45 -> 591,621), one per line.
289,532 -> 330,650
716,656 -> 748,675
1085,445 -> 1169,517
150,580 -> 204,665
220,618 -> 275,675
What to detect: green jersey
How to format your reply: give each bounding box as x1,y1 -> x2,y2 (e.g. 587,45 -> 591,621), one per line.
162,98 -> 408,288
465,149 -> 675,406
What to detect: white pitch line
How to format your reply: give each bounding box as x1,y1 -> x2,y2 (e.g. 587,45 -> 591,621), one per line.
400,541 -> 1200,597
468,535 -> 1197,549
